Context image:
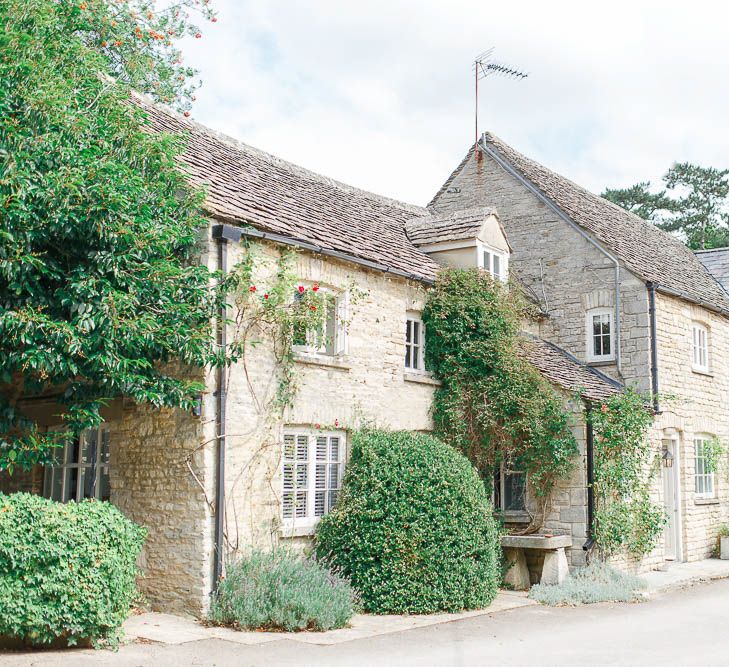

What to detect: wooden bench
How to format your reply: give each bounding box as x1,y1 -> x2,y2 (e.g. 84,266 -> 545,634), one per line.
501,534 -> 572,590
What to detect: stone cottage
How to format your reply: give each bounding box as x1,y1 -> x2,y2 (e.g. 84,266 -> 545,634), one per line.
430,133 -> 729,568
2,103 -> 726,613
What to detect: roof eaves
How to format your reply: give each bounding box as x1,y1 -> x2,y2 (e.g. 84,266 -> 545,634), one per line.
212,220 -> 436,285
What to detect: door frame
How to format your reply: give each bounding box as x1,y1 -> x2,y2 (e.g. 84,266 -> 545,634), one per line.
661,432 -> 683,562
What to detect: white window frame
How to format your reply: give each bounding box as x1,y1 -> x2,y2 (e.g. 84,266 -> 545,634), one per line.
493,461 -> 527,513
43,426 -> 110,503
691,322 -> 710,373
694,436 -> 716,499
281,428 -> 346,530
292,286 -> 348,357
405,312 -> 426,373
586,307 -> 615,362
478,242 -> 508,282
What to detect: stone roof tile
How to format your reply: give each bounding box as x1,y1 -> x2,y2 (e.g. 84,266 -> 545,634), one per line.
138,99 -> 440,282
695,248 -> 729,294
405,206 -> 496,246
519,335 -> 624,403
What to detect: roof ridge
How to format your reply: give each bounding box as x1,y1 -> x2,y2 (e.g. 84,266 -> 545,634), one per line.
137,95 -> 426,216
695,247 -> 729,254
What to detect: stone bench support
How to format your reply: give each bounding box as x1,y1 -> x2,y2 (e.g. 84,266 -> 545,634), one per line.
501,534 -> 572,590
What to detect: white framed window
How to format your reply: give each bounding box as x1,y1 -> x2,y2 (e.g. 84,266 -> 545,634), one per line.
405,313 -> 426,372
282,428 -> 345,527
292,287 -> 347,357
479,244 -> 508,282
694,436 -> 716,498
43,426 -> 110,503
493,462 -> 526,512
691,323 -> 709,372
586,308 -> 614,362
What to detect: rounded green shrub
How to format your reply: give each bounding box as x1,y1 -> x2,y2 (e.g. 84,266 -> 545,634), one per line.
0,493 -> 146,648
210,549 -> 357,631
315,430 -> 501,614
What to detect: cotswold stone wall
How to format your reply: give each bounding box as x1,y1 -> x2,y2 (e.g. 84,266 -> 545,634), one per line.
219,240 -> 437,559
653,293 -> 729,562
431,149 -> 651,393
110,398 -> 216,616
537,395 -> 589,568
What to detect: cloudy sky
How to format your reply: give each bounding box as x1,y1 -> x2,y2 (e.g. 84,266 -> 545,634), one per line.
182,0 -> 729,206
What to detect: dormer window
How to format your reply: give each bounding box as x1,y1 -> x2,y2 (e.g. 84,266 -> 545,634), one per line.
480,244 -> 508,282
586,308 -> 614,363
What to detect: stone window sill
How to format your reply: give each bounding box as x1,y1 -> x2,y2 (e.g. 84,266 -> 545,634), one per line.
695,497 -> 720,506
278,523 -> 318,538
586,359 -> 615,368
691,368 -> 714,378
404,372 -> 441,386
496,511 -> 531,524
293,352 -> 351,371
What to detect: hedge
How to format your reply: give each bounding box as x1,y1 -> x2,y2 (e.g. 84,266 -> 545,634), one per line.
0,493 -> 146,648
315,430 -> 501,614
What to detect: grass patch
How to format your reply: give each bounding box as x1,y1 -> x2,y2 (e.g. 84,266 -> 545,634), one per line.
529,562 -> 647,606
209,549 -> 357,632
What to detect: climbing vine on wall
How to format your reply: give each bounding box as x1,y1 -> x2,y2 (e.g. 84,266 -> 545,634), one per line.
588,389 -> 666,559
422,268 -> 578,528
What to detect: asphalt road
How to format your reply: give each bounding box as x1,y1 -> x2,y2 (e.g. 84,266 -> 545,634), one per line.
4,579 -> 729,667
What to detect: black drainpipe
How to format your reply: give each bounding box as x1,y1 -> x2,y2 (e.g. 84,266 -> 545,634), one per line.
212,235 -> 228,591
583,403 -> 595,551
647,282 -> 660,414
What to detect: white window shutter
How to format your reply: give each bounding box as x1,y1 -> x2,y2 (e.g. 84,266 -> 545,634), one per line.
336,292 -> 349,355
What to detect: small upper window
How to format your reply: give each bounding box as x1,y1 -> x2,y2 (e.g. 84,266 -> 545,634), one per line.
405,313 -> 425,372
691,323 -> 709,373
694,436 -> 716,498
586,308 -> 614,362
293,287 -> 346,357
43,427 -> 110,503
481,246 -> 508,282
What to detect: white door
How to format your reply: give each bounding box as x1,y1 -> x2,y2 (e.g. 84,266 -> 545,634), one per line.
662,438 -> 681,561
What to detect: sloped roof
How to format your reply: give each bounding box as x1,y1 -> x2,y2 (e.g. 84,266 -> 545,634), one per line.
405,206 -> 497,246
695,248 -> 729,294
519,336 -> 623,403
431,134 -> 729,313
137,99 -> 440,282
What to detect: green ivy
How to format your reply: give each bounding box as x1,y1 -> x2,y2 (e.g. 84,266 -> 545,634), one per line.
0,493 -> 146,648
422,269 -> 578,504
703,436 -> 726,475
588,390 -> 666,558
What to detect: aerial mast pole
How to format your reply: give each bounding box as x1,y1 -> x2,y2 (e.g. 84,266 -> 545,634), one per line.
473,48 -> 528,146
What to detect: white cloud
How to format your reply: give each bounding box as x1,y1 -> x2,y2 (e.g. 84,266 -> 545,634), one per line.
182,0 -> 729,205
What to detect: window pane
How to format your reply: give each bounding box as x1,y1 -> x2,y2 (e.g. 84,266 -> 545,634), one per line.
504,472 -> 526,511
483,251 -> 491,271
412,321 -> 420,346
330,437 -> 340,462
101,430 -> 110,465
493,254 -> 501,278
99,467 -> 110,502
324,298 -> 337,354
405,344 -> 411,369
405,319 -> 412,344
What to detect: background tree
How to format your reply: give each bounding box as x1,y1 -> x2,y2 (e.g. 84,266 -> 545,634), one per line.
0,0 -> 217,471
602,164 -> 729,250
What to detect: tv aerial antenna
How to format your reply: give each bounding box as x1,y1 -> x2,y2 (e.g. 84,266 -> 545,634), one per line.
473,48 -> 528,144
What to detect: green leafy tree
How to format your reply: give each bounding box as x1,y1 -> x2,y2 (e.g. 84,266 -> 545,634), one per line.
602,164 -> 729,250
0,0 -> 217,471
602,181 -> 673,223
661,163 -> 729,250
